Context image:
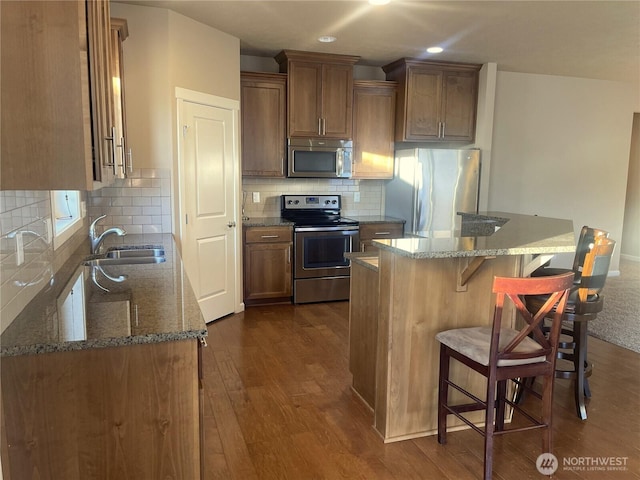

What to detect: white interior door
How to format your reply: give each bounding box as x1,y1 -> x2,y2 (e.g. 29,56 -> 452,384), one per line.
178,91 -> 239,323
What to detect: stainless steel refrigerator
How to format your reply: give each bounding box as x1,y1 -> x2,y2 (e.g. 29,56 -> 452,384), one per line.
384,148 -> 481,236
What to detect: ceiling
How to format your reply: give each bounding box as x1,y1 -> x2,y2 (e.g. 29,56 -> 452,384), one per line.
117,0 -> 640,84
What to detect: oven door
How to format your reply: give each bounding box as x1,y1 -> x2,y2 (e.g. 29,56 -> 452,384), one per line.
294,226 -> 359,279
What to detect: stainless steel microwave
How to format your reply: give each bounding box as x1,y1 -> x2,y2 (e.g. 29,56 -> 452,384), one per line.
287,138 -> 352,178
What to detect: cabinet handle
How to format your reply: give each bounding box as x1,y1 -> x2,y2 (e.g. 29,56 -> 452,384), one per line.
374,232 -> 391,235
105,126 -> 117,175
126,148 -> 133,173
260,235 -> 279,239
227,221 -> 237,228
318,118 -> 322,136
441,122 -> 446,138
287,245 -> 291,264
199,336 -> 208,347
322,118 -> 326,136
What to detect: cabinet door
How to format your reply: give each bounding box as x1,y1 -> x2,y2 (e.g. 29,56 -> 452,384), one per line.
0,0 -> 94,190
244,243 -> 292,302
440,70 -> 479,142
87,0 -> 116,184
404,67 -> 443,141
321,63 -> 354,138
110,18 -> 131,177
241,73 -> 287,177
352,82 -> 396,179
287,61 -> 323,137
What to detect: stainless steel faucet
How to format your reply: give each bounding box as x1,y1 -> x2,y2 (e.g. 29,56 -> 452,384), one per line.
89,214 -> 126,254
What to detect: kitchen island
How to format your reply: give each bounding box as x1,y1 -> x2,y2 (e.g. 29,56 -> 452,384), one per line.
348,212 -> 575,443
0,234 -> 206,479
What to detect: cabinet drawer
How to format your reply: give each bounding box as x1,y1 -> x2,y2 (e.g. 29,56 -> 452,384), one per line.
359,223 -> 404,240
245,226 -> 292,243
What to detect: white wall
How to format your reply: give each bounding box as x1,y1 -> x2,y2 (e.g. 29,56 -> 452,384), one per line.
110,2 -> 240,237
489,72 -> 638,271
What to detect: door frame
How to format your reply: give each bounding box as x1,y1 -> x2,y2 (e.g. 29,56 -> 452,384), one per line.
175,87 -> 245,315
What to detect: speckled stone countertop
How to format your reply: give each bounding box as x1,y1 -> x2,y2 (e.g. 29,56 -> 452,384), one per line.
242,217 -> 294,227
0,234 -> 206,357
374,212 -> 575,259
344,215 -> 405,224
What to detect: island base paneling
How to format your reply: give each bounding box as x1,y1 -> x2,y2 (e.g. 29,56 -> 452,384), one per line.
374,250 -> 521,442
1,340 -> 201,479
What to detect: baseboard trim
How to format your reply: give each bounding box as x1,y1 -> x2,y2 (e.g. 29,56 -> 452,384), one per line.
620,253 -> 640,263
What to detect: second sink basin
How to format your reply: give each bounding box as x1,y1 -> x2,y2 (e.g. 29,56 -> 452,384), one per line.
83,245 -> 166,267
105,247 -> 165,259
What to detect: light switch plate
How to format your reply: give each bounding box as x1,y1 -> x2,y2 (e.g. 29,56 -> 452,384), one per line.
354,192 -> 361,203
252,192 -> 260,203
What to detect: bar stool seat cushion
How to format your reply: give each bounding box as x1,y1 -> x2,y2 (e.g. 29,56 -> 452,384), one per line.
436,327 -> 547,367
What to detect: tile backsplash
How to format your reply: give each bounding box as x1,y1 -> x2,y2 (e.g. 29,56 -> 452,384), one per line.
87,168 -> 172,233
241,178 -> 385,218
0,191 -> 86,333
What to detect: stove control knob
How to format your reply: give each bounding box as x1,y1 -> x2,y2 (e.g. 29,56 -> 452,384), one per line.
331,200 -> 338,204
325,200 -> 331,205
287,200 -> 293,205
294,200 -> 300,205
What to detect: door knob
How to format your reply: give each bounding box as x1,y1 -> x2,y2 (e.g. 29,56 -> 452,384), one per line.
227,221 -> 237,228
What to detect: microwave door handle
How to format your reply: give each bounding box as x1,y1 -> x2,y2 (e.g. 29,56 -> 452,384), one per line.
337,149 -> 344,177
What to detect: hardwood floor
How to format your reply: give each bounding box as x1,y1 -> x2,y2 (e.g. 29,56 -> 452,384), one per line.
201,302 -> 640,479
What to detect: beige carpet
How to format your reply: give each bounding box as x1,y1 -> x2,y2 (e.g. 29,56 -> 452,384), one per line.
588,258 -> 640,353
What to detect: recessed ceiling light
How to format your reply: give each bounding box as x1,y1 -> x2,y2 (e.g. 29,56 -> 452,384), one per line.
369,0 -> 391,5
318,35 -> 337,43
426,46 -> 444,54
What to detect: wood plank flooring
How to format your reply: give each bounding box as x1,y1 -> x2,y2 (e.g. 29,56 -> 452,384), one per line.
201,302 -> 640,479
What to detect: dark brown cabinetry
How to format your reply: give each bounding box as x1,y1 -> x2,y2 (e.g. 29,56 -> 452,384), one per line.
359,222 -> 404,253
383,59 -> 481,143
243,226 -> 293,304
240,72 -> 287,177
352,81 -> 397,179
275,50 -> 360,139
1,0 -> 119,190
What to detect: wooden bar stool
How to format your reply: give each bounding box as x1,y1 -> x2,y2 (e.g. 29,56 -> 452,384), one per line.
524,235 -> 616,419
436,272 -> 574,480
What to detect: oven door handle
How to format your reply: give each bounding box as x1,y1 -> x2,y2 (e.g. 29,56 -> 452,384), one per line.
295,226 -> 359,233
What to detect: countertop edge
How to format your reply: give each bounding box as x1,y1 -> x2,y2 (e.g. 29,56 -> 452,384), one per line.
0,329 -> 208,357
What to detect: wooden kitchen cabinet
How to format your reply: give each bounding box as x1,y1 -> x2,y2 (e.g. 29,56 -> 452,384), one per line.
276,50 -> 360,139
243,226 -> 293,304
110,18 -> 133,177
383,58 -> 481,143
352,81 -> 397,179
1,340 -> 202,479
1,0 -> 116,190
241,72 -> 287,177
359,222 -> 404,253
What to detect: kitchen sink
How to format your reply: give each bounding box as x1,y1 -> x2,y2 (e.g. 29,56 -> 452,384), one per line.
83,245 -> 166,267
105,247 -> 165,258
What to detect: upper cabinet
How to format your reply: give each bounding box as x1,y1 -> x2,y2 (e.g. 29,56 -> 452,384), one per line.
383,59 -> 481,143
241,72 -> 287,177
1,0 -> 120,191
352,81 -> 397,180
275,50 -> 360,139
110,18 -> 133,177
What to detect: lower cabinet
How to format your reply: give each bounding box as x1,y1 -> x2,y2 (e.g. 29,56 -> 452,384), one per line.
1,339 -> 202,479
243,226 -> 293,305
359,222 -> 404,253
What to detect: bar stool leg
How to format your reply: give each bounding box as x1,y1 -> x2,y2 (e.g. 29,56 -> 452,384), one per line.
574,321 -> 589,420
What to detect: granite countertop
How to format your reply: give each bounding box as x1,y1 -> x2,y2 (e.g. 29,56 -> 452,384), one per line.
242,217 -> 294,227
0,234 -> 206,357
344,215 -> 406,224
374,212 -> 576,259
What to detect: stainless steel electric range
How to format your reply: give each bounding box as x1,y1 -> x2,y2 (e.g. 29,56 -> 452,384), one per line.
281,194 -> 359,304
